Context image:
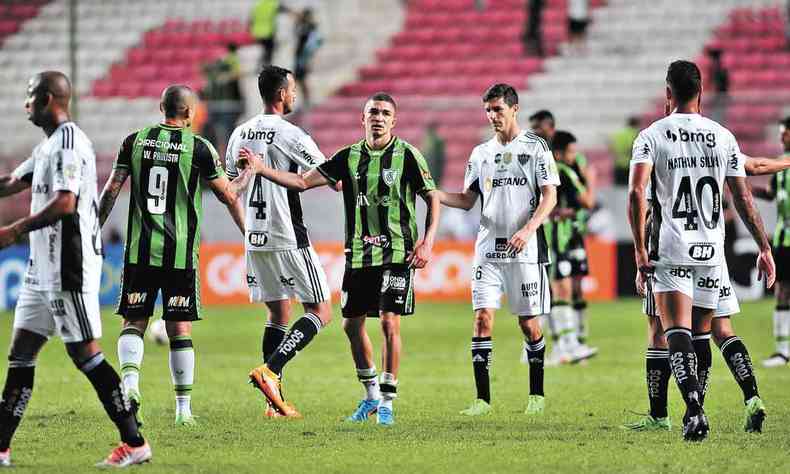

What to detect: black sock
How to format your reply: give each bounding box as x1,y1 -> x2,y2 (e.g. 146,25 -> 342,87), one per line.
720,336 -> 759,402
525,336 -> 545,396
471,337 -> 492,403
266,313 -> 322,375
646,347 -> 670,419
262,321 -> 288,364
693,332 -> 712,406
0,360 -> 35,451
573,300 -> 588,344
79,353 -> 144,447
665,327 -> 703,417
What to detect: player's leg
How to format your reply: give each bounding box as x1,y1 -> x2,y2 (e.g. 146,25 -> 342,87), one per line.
712,317 -> 765,432
691,309 -> 713,407
572,275 -> 588,343
262,300 -> 291,368
547,275 -> 574,364
519,316 -> 545,415
164,321 -> 196,425
764,276 -> 790,367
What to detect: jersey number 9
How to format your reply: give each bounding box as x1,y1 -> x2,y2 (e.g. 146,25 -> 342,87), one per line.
147,166 -> 168,215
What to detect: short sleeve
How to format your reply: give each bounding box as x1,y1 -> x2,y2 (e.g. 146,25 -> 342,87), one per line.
52,128 -> 83,194
11,156 -> 35,183
225,129 -> 240,179
725,132 -> 746,178
403,145 -> 436,194
316,147 -> 350,185
631,129 -> 654,165
536,149 -> 560,187
276,128 -> 326,170
194,136 -> 225,180
463,149 -> 481,194
114,133 -> 135,170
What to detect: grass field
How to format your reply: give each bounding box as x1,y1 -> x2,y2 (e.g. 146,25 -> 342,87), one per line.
1,298 -> 790,473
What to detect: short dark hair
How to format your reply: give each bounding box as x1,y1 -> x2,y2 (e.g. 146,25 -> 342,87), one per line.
552,130 -> 576,152
161,84 -> 193,119
781,116 -> 790,129
366,92 -> 397,110
482,83 -> 518,106
529,109 -> 555,126
666,60 -> 702,104
258,65 -> 292,105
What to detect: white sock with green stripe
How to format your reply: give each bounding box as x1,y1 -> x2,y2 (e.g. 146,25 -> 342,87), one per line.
117,327 -> 144,394
552,302 -> 577,352
169,335 -> 194,417
775,306 -> 790,357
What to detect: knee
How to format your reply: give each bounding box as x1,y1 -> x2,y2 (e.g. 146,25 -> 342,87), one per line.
648,318 -> 668,349
310,304 -> 333,327
65,341 -> 99,367
474,310 -> 494,334
711,325 -> 734,346
380,316 -> 400,338
342,318 -> 362,337
520,317 -> 542,341
165,321 -> 191,339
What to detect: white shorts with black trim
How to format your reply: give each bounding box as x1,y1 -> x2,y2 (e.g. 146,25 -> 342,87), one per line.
472,261 -> 551,316
246,247 -> 330,304
14,285 -> 102,343
644,259 -> 739,318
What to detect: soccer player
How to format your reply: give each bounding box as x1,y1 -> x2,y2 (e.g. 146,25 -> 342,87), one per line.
225,65 -> 333,418
530,110 -> 594,352
98,85 -> 249,426
0,71 -> 150,467
438,84 -> 558,416
628,60 -> 775,441
543,131 -> 597,365
237,91 -> 441,426
752,116 -> 790,368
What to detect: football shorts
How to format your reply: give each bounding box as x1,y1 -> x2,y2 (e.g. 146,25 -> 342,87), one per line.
246,247 -> 330,304
645,260 -> 738,317
341,264 -> 414,318
15,285 -> 102,343
117,264 -> 200,321
472,261 -> 551,316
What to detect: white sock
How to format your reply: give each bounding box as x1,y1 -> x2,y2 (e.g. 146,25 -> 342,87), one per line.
169,336 -> 195,415
379,372 -> 397,410
775,309 -> 790,356
357,367 -> 381,401
552,304 -> 577,351
117,329 -> 144,393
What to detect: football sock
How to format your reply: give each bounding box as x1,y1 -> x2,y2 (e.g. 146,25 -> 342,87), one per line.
0,358 -> 35,451
720,336 -> 759,403
471,337 -> 492,403
379,372 -> 397,410
357,367 -> 381,401
544,311 -> 560,346
573,300 -> 588,344
117,327 -> 144,394
646,347 -> 670,419
692,332 -> 712,406
262,320 -> 288,365
78,353 -> 144,447
525,336 -> 545,396
553,301 -> 577,351
169,336 -> 194,416
773,305 -> 790,356
665,327 -> 703,417
266,313 -> 322,375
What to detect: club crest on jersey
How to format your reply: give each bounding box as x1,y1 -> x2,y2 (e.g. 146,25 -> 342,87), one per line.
382,168 -> 398,186
518,153 -> 529,165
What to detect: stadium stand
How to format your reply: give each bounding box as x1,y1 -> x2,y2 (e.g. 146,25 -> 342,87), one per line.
0,1 -> 50,47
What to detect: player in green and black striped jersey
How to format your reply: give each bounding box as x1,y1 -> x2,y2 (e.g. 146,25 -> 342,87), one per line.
238,92 -> 441,426
753,116 -> 790,367
98,85 -> 249,426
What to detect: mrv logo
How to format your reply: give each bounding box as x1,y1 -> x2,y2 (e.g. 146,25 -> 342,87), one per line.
168,296 -> 190,308
689,244 -> 715,261
127,292 -> 147,305
665,128 -> 717,148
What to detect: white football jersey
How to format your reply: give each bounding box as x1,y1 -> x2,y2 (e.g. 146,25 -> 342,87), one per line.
226,114 -> 326,251
11,122 -> 102,292
631,113 -> 746,266
464,131 -> 560,264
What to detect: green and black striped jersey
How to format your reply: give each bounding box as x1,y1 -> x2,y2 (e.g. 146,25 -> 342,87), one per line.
114,124 -> 224,270
772,161 -> 790,248
317,136 -> 436,269
550,161 -> 587,254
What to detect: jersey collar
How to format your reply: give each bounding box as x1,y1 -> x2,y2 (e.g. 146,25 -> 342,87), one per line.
361,136 -> 397,155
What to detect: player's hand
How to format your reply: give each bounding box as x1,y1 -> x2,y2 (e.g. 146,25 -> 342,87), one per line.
507,228 -> 532,255
407,238 -> 433,269
635,271 -> 647,297
237,147 -> 264,173
757,248 -> 776,289
0,225 -> 19,249
634,248 -> 654,278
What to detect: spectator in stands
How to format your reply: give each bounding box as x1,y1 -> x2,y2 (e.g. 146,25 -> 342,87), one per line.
422,121 -> 446,187
250,0 -> 289,66
610,116 -> 640,186
707,48 -> 730,124
202,43 -> 244,155
293,8 -> 323,109
523,0 -> 545,57
567,0 -> 590,55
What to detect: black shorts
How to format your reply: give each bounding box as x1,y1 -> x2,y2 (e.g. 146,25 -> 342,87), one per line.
341,264 -> 415,318
568,18 -> 589,34
775,246 -> 790,282
116,264 -> 201,321
552,235 -> 588,279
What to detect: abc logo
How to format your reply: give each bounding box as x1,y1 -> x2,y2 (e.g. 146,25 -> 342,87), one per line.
669,267 -> 692,278
719,285 -> 732,298
689,244 -> 715,261
697,277 -> 720,289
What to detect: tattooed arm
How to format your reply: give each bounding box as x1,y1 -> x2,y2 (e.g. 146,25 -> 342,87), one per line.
98,167 -> 130,227
727,175 -> 776,287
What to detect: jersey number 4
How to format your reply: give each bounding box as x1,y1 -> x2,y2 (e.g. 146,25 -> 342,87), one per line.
249,176 -> 267,220
671,176 -> 721,231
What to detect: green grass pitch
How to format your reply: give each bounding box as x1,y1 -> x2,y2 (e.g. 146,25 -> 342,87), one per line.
1,299 -> 789,473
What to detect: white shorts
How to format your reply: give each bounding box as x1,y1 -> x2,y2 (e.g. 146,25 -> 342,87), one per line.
472,261 -> 551,316
14,285 -> 102,343
644,260 -> 739,318
246,247 -> 330,304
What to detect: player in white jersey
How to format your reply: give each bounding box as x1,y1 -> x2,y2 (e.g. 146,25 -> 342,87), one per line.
0,72 -> 150,467
438,84 -> 558,416
628,60 -> 775,441
226,66 -> 331,418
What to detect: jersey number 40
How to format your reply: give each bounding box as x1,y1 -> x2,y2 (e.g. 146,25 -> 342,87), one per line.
671,176 -> 721,231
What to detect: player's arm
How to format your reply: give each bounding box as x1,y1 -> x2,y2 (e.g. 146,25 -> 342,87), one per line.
628,162 -> 653,274
0,191 -> 76,248
238,147 -> 329,191
508,184 -> 556,253
98,167 -> 129,226
409,190 -> 441,269
205,170 -> 252,235
0,173 -> 31,197
744,155 -> 790,177
727,175 -> 775,287
437,188 -> 478,210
